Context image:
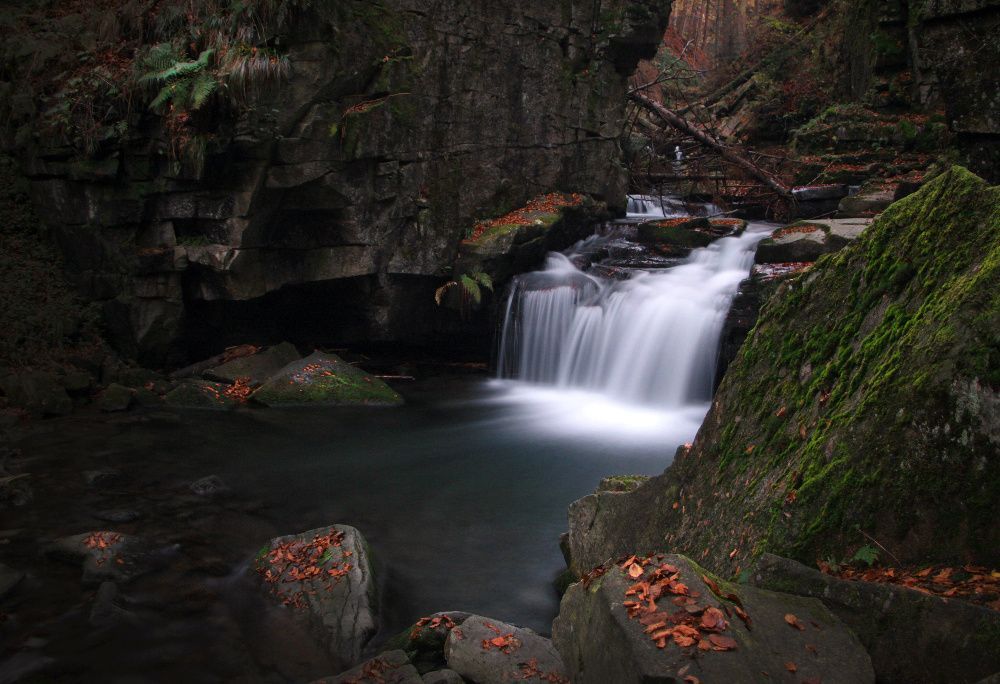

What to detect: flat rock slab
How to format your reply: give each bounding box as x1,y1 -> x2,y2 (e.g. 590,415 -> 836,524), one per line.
204,342 -> 301,385
311,650 -> 422,684
45,531 -> 162,585
811,217 -> 872,241
552,554 -> 874,684
444,614 -> 567,684
839,191 -> 895,217
252,524 -> 377,671
252,352 -> 403,407
750,553 -> 1000,684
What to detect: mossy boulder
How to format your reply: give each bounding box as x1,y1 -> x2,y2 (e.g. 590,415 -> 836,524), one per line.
97,383 -> 133,412
164,380 -> 240,410
636,217 -> 714,250
565,167 -> 1000,577
252,352 -> 403,407
0,370 -> 72,417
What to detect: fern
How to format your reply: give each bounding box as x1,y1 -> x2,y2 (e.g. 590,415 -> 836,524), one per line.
190,71 -> 218,109
459,274 -> 481,305
850,544 -> 880,567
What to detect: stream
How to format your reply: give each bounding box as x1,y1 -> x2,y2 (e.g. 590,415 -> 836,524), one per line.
1,202 -> 771,683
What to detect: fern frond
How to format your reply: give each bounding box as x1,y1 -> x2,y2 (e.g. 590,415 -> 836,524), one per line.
459,275 -> 481,305
434,282 -> 455,306
472,271 -> 493,291
190,72 -> 218,110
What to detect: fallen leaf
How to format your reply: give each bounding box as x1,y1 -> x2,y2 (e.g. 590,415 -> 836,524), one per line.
784,613 -> 805,631
708,634 -> 738,651
785,662 -> 798,673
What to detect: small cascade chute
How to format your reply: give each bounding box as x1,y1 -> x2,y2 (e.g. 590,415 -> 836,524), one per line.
497,229 -> 766,408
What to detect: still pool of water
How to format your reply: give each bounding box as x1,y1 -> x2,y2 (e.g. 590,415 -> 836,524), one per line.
2,376 -> 697,682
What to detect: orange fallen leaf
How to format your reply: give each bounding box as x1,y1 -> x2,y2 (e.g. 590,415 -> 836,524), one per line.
785,662 -> 798,673
784,613 -> 805,631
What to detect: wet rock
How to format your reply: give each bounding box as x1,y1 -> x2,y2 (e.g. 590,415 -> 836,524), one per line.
444,615 -> 567,684
385,612 -> 472,674
312,650 -> 422,684
0,561 -> 25,599
793,184 -> 849,202
132,386 -> 162,407
252,352 -> 403,407
750,553 -> 1000,684
97,383 -> 134,412
421,669 -> 464,684
83,468 -> 120,487
89,581 -> 135,628
0,472 -> 32,507
754,223 -> 834,263
93,509 -> 141,523
636,217 -> 715,252
552,554 -> 874,684
252,524 -> 377,670
164,380 -> 240,410
45,531 -> 159,585
0,371 -> 72,417
839,189 -> 895,217
190,475 -> 229,497
203,342 -> 301,385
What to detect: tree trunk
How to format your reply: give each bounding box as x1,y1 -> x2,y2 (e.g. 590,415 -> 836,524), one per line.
627,91 -> 793,199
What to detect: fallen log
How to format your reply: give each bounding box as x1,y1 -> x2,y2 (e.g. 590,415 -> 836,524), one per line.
628,91 -> 793,199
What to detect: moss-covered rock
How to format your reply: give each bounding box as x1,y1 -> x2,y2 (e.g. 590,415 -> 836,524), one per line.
252,352 -> 403,407
636,217 -> 713,248
164,380 -> 240,410
566,167 -> 1000,577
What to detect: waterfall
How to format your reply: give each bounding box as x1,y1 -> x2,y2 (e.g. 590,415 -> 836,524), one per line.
497,229 -> 766,409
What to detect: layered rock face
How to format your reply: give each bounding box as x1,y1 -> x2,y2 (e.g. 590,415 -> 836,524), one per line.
17,1 -> 670,365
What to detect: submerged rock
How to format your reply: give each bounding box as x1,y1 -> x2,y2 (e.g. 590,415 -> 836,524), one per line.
252,524 -> 377,671
45,531 -> 158,585
750,554 -> 1000,684
552,554 -> 874,684
203,342 -> 301,385
444,614 -> 567,684
189,475 -> 229,497
252,352 -> 403,407
0,561 -> 24,599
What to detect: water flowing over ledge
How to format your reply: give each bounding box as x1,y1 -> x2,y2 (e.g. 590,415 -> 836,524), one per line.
493,214 -> 769,442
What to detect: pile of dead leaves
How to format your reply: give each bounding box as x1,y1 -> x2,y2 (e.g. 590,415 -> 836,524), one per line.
518,658 -> 570,683
223,377 -> 254,402
221,344 -> 260,363
480,622 -> 521,654
467,193 -> 584,242
823,563 -> 1000,610
410,614 -> 457,640
619,555 -> 743,654
255,530 -> 354,610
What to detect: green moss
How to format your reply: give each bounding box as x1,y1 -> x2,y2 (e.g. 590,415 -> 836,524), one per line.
684,167 -> 1000,569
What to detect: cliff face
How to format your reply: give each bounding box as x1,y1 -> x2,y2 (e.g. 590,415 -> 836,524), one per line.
566,167 -> 1000,578
8,1 -> 670,364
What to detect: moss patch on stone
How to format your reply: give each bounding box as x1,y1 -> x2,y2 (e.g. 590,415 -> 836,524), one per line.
252,352 -> 403,407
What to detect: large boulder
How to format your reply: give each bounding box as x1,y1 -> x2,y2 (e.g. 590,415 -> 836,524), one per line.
553,554 -> 874,684
203,342 -> 301,385
565,168 -> 1000,575
252,525 -> 377,671
384,611 -> 473,674
252,352 -> 403,407
444,614 -> 567,684
750,554 -> 1000,684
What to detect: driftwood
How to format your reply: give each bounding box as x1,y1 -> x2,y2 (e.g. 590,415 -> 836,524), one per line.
628,91 -> 793,199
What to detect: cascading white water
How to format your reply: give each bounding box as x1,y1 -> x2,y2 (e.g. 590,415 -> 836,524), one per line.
497,229 -> 767,409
